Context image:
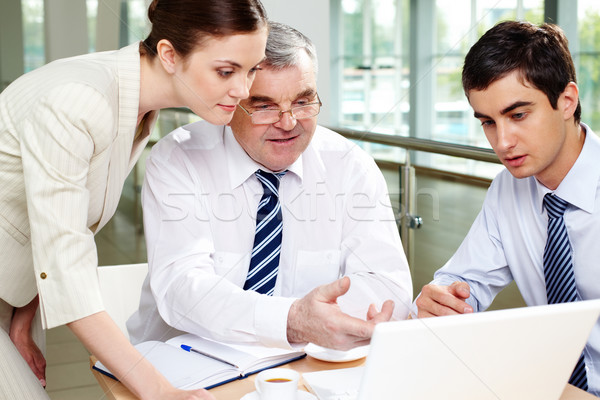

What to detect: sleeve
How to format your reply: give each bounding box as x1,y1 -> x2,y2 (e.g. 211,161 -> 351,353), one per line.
335,153 -> 413,321
20,83 -> 115,329
142,143 -> 295,348
415,178 -> 513,315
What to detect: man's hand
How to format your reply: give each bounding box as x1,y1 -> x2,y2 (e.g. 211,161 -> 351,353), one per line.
286,277 -> 394,350
9,296 -> 46,387
415,281 -> 473,318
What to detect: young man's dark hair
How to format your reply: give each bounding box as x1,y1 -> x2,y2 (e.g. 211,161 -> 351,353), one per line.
462,20 -> 581,123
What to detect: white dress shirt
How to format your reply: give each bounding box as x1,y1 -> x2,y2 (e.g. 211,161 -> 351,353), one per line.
420,124 -> 600,395
127,122 -> 412,348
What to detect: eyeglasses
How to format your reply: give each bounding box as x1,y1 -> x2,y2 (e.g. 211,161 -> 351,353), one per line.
237,94 -> 322,125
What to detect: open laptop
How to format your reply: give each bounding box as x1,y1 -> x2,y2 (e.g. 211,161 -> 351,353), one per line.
303,300 -> 600,400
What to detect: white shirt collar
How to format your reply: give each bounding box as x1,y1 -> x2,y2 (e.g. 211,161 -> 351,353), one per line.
224,127 -> 304,190
535,123 -> 600,214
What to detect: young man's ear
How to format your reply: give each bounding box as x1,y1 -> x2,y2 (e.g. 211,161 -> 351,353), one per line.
156,39 -> 178,74
560,82 -> 579,121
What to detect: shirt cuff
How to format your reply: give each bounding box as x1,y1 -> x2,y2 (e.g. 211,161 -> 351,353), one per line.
254,295 -> 298,349
409,295 -> 420,319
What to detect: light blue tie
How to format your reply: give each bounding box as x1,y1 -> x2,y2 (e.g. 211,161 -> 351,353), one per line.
543,193 -> 588,391
243,170 -> 286,295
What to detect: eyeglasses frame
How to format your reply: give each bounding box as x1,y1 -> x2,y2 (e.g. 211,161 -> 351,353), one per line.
237,94 -> 322,125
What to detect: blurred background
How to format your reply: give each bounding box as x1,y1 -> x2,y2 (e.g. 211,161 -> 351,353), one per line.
2,0 -> 599,398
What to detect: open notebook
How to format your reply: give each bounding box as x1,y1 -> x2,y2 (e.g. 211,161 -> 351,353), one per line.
303,300 -> 600,400
93,333 -> 305,389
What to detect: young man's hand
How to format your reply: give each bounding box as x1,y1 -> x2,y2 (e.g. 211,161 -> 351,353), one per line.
415,281 -> 473,318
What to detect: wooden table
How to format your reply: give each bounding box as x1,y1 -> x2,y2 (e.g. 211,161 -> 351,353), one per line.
90,355 -> 597,400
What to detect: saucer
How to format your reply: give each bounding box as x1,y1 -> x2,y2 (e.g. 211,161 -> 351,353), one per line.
304,343 -> 369,363
240,389 -> 317,400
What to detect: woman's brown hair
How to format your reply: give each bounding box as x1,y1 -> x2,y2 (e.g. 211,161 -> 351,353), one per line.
141,0 -> 267,59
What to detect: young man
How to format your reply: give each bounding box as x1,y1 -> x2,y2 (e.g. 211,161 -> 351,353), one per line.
414,21 -> 600,395
127,22 -> 412,351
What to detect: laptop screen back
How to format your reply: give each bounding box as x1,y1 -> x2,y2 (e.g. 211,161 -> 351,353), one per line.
358,300 -> 600,400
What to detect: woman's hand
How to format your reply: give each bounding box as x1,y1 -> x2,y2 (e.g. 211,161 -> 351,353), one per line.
9,295 -> 47,387
68,311 -> 217,400
157,389 -> 216,400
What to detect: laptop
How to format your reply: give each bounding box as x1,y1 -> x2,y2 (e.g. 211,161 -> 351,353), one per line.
303,300 -> 600,400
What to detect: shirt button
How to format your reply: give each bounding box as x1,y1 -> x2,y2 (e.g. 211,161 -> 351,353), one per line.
40,272 -> 47,279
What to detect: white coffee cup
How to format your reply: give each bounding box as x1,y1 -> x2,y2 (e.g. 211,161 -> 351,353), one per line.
254,368 -> 299,400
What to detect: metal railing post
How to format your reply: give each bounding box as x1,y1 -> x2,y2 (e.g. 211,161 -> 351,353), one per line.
400,152 -> 422,265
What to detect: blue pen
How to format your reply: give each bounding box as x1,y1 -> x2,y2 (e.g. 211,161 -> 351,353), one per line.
181,344 -> 239,368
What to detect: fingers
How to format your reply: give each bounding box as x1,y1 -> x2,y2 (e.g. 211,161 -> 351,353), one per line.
380,300 -> 395,318
32,347 -> 47,386
316,277 -> 351,303
448,281 -> 471,300
289,278 -> 396,351
192,389 -> 216,400
11,336 -> 47,386
416,283 -> 473,318
295,305 -> 375,350
366,300 -> 394,323
173,388 -> 216,400
326,314 -> 376,350
25,347 -> 46,386
329,302 -> 395,349
367,303 -> 378,320
29,352 -> 46,386
9,297 -> 46,386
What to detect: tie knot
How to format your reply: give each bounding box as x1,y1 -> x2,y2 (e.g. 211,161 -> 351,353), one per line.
256,169 -> 286,197
544,193 -> 569,219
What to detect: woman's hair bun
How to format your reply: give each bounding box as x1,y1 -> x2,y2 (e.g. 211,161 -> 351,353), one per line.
147,0 -> 159,23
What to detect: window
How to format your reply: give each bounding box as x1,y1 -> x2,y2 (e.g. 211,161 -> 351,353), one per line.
335,0 -> 544,179
22,0 -> 44,72
20,0 -> 149,72
87,0 -> 98,52
577,0 -> 600,129
338,0 -> 410,135
119,0 -> 151,46
441,0 -> 543,149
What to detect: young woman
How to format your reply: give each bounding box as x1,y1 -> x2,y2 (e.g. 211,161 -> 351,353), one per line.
0,1 -> 268,398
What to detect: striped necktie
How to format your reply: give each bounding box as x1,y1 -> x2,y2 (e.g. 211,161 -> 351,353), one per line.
243,170 -> 286,295
543,193 -> 588,391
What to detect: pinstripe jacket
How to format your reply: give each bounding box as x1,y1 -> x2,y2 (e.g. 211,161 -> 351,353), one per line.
0,42 -> 156,329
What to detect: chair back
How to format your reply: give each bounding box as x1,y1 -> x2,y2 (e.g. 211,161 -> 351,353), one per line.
97,263 -> 148,340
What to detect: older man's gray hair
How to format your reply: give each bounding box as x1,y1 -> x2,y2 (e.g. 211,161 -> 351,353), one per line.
264,22 -> 318,75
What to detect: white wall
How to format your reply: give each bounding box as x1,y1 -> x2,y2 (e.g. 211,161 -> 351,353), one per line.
261,0 -> 332,124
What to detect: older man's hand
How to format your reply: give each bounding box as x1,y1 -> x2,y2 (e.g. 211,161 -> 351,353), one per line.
286,277 -> 394,350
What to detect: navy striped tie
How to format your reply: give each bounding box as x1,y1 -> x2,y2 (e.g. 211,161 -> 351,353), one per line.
244,170 -> 286,295
543,193 -> 588,391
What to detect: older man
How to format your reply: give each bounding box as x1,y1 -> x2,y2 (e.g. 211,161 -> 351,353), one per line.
128,22 -> 412,350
